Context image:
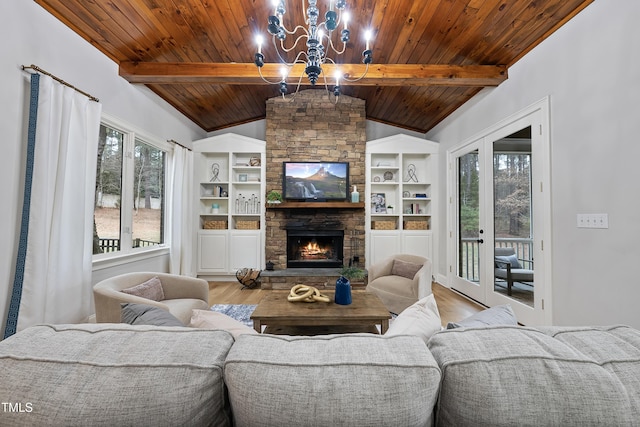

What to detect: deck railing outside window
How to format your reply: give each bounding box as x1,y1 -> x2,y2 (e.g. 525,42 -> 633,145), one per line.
98,238 -> 159,253
460,238 -> 533,282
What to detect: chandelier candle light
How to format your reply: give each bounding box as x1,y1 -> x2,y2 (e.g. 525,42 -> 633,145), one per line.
254,0 -> 373,97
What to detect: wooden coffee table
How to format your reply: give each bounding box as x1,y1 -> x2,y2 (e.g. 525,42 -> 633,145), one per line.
251,290 -> 391,335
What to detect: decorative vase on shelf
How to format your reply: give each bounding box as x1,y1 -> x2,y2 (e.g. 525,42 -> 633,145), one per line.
351,185 -> 359,203
334,276 -> 352,305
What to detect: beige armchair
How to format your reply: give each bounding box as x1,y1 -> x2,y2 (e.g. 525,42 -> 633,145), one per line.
365,254 -> 432,314
93,272 -> 210,324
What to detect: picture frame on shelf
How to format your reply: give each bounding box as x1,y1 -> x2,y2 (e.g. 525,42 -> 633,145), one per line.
371,193 -> 387,213
238,173 -> 248,182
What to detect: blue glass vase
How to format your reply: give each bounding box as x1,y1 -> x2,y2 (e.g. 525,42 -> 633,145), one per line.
335,276 -> 352,305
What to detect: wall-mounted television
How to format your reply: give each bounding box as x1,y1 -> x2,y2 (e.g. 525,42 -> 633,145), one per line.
283,161 -> 349,201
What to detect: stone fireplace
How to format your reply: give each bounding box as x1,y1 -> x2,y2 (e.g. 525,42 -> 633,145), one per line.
262,89 -> 366,289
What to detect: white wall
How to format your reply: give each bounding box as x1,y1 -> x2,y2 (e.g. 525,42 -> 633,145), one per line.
207,120 -> 267,140
427,0 -> 640,328
205,115 -> 423,143
366,121 -> 425,141
0,1 -> 206,334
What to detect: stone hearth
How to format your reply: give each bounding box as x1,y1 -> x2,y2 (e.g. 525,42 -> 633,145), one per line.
260,268 -> 367,291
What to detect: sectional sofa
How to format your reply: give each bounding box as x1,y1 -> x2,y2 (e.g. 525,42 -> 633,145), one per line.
0,322 -> 638,426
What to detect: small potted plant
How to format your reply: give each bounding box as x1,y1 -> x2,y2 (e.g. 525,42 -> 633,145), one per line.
339,265 -> 366,281
387,205 -> 394,214
266,190 -> 283,204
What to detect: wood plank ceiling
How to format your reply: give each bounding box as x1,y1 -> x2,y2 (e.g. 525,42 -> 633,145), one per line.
35,0 -> 593,133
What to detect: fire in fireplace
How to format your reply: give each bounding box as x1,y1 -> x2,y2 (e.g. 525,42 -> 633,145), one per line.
287,229 -> 344,268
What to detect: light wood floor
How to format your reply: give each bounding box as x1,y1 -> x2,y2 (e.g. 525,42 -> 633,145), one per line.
209,281 -> 484,326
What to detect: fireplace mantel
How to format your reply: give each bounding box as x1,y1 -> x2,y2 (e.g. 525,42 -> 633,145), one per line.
267,201 -> 365,210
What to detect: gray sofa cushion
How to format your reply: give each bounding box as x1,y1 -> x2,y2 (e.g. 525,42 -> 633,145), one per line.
0,324 -> 234,427
121,302 -> 184,326
427,325 -> 640,427
225,333 -> 441,427
446,304 -> 517,329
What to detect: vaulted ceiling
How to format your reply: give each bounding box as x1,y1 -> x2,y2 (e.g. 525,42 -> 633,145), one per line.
35,0 -> 593,133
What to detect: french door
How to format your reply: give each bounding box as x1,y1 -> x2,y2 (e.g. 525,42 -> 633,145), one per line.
448,101 -> 550,325
450,141 -> 486,303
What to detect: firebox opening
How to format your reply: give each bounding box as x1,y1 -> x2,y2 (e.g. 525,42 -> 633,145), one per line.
286,229 -> 344,268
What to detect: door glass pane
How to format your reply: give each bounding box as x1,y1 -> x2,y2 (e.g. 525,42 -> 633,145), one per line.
132,139 -> 165,249
493,127 -> 534,306
93,125 -> 123,254
458,150 -> 480,283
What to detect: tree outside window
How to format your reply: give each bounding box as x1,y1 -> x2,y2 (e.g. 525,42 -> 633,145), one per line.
93,123 -> 166,255
132,139 -> 165,250
93,125 -> 122,254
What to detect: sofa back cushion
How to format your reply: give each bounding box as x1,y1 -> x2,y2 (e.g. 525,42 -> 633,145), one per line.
427,325 -> 640,426
0,324 -> 234,427
224,334 -> 441,427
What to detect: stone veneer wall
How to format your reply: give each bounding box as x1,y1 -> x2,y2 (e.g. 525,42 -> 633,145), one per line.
265,89 -> 366,273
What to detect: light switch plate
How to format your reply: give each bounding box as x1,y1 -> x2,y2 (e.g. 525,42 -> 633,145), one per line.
577,213 -> 608,229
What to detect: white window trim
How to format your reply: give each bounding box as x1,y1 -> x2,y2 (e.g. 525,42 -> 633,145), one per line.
92,112 -> 174,266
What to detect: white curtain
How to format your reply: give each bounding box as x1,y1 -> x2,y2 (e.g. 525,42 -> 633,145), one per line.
8,74 -> 101,335
169,145 -> 194,275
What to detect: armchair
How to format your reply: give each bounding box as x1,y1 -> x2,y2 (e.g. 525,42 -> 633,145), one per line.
365,254 -> 432,314
93,272 -> 209,324
494,247 -> 534,296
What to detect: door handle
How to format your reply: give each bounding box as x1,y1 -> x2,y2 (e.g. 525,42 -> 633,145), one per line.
477,239 -> 484,244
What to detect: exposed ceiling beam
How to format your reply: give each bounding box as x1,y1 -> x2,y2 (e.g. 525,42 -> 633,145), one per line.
119,62 -> 507,87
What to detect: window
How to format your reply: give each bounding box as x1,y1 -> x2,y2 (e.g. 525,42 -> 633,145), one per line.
93,119 -> 168,257
132,138 -> 166,249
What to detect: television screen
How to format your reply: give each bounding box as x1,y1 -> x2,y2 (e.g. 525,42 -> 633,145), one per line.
283,162 -> 349,201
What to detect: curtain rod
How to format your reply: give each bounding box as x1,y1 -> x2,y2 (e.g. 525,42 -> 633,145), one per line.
21,64 -> 99,102
167,139 -> 192,151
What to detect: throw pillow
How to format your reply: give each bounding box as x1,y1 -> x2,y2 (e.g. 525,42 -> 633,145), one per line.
189,310 -> 258,339
446,304 -> 517,329
121,276 -> 165,301
121,303 -> 184,326
495,254 -> 521,269
384,294 -> 442,344
390,259 -> 423,280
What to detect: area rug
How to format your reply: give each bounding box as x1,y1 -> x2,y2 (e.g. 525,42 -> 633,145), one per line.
210,304 -> 257,328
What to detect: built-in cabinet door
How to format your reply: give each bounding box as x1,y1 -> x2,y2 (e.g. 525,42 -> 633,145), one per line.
402,232 -> 432,260
369,232 -> 400,265
198,233 -> 228,273
229,232 -> 261,271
